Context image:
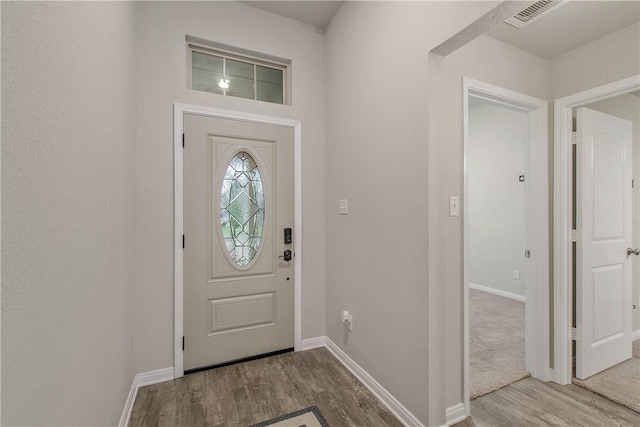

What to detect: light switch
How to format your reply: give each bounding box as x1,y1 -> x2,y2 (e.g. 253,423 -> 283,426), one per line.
339,199 -> 348,215
449,196 -> 459,217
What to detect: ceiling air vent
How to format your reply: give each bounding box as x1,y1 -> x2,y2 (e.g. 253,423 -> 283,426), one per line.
504,0 -> 568,29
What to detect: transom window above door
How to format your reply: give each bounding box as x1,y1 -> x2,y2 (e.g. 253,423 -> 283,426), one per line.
188,41 -> 289,105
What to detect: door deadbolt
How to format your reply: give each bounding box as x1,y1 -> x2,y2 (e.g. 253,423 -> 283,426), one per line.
279,250 -> 292,261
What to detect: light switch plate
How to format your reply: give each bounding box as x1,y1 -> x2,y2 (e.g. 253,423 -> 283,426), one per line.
339,199 -> 348,215
449,196 -> 459,217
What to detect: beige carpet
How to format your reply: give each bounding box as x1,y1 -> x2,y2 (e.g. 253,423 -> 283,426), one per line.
572,339 -> 640,413
470,289 -> 529,399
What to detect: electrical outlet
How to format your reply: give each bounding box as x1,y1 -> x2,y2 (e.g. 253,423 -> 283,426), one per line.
513,270 -> 520,280
341,310 -> 353,331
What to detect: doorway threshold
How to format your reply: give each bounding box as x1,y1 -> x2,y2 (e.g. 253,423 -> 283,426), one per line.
184,347 -> 294,375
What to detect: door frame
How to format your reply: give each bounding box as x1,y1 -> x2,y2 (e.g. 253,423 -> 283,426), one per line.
173,103 -> 302,378
463,78 -> 549,416
553,74 -> 640,385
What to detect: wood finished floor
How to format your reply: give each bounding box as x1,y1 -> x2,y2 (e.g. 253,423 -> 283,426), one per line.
455,377 -> 640,427
131,348 -> 640,427
129,347 -> 403,427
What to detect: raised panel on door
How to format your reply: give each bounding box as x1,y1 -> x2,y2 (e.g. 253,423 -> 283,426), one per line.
576,107 -> 632,379
183,114 -> 294,372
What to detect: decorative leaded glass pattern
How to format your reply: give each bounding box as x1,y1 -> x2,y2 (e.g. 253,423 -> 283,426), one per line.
220,151 -> 265,267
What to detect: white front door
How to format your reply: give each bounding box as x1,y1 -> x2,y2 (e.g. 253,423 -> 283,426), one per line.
183,114 -> 294,372
576,107 -> 633,379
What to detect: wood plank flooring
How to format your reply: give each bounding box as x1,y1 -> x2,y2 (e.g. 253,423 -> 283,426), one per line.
129,347 -> 403,427
455,377 -> 640,427
131,348 -> 640,427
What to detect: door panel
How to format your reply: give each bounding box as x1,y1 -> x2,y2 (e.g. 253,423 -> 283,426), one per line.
592,136 -> 625,240
184,114 -> 294,371
576,107 -> 632,379
207,292 -> 275,334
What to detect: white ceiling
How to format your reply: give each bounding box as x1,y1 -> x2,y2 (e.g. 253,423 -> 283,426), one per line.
240,1 -> 639,59
240,1 -> 343,28
487,1 -> 640,59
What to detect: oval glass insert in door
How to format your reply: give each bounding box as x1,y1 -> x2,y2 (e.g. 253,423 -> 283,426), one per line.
219,151 -> 265,267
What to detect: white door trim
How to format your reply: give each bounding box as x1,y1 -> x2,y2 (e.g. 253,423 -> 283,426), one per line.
173,103 -> 302,378
553,74 -> 640,385
463,78 -> 549,417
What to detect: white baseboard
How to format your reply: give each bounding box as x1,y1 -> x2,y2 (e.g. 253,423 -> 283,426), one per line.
445,403 -> 466,426
633,329 -> 640,341
321,337 -> 425,427
119,367 -> 174,427
469,282 -> 525,302
119,379 -> 138,427
301,336 -> 326,350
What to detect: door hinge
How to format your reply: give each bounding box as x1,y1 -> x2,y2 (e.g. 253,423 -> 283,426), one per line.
571,229 -> 578,242
182,133 -> 185,148
571,327 -> 581,341
524,249 -> 531,258
182,336 -> 185,351
571,132 -> 580,145
182,234 -> 185,249
633,179 -> 635,188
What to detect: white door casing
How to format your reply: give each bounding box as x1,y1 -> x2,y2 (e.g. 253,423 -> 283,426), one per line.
173,104 -> 302,378
575,107 -> 633,379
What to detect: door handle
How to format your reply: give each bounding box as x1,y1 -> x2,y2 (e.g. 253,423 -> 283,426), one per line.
279,250 -> 292,261
628,247 -> 640,256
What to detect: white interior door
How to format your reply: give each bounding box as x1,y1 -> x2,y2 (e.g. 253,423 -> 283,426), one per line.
576,107 -> 633,379
183,114 -> 294,372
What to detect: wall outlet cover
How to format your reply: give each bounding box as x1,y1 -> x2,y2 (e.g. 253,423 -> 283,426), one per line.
339,199 -> 348,215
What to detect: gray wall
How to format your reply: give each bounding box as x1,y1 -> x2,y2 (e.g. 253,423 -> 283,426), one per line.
1,2 -> 138,425
468,102 -> 528,297
133,1 -> 327,373
428,34 -> 551,409
551,23 -> 640,99
324,2 -> 501,425
2,2 -> 638,425
431,21 -> 639,409
583,94 -> 640,333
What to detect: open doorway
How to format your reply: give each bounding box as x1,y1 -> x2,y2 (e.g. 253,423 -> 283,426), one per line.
463,78 -> 549,416
554,75 -> 640,393
555,78 -> 640,412
467,94 -> 530,399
